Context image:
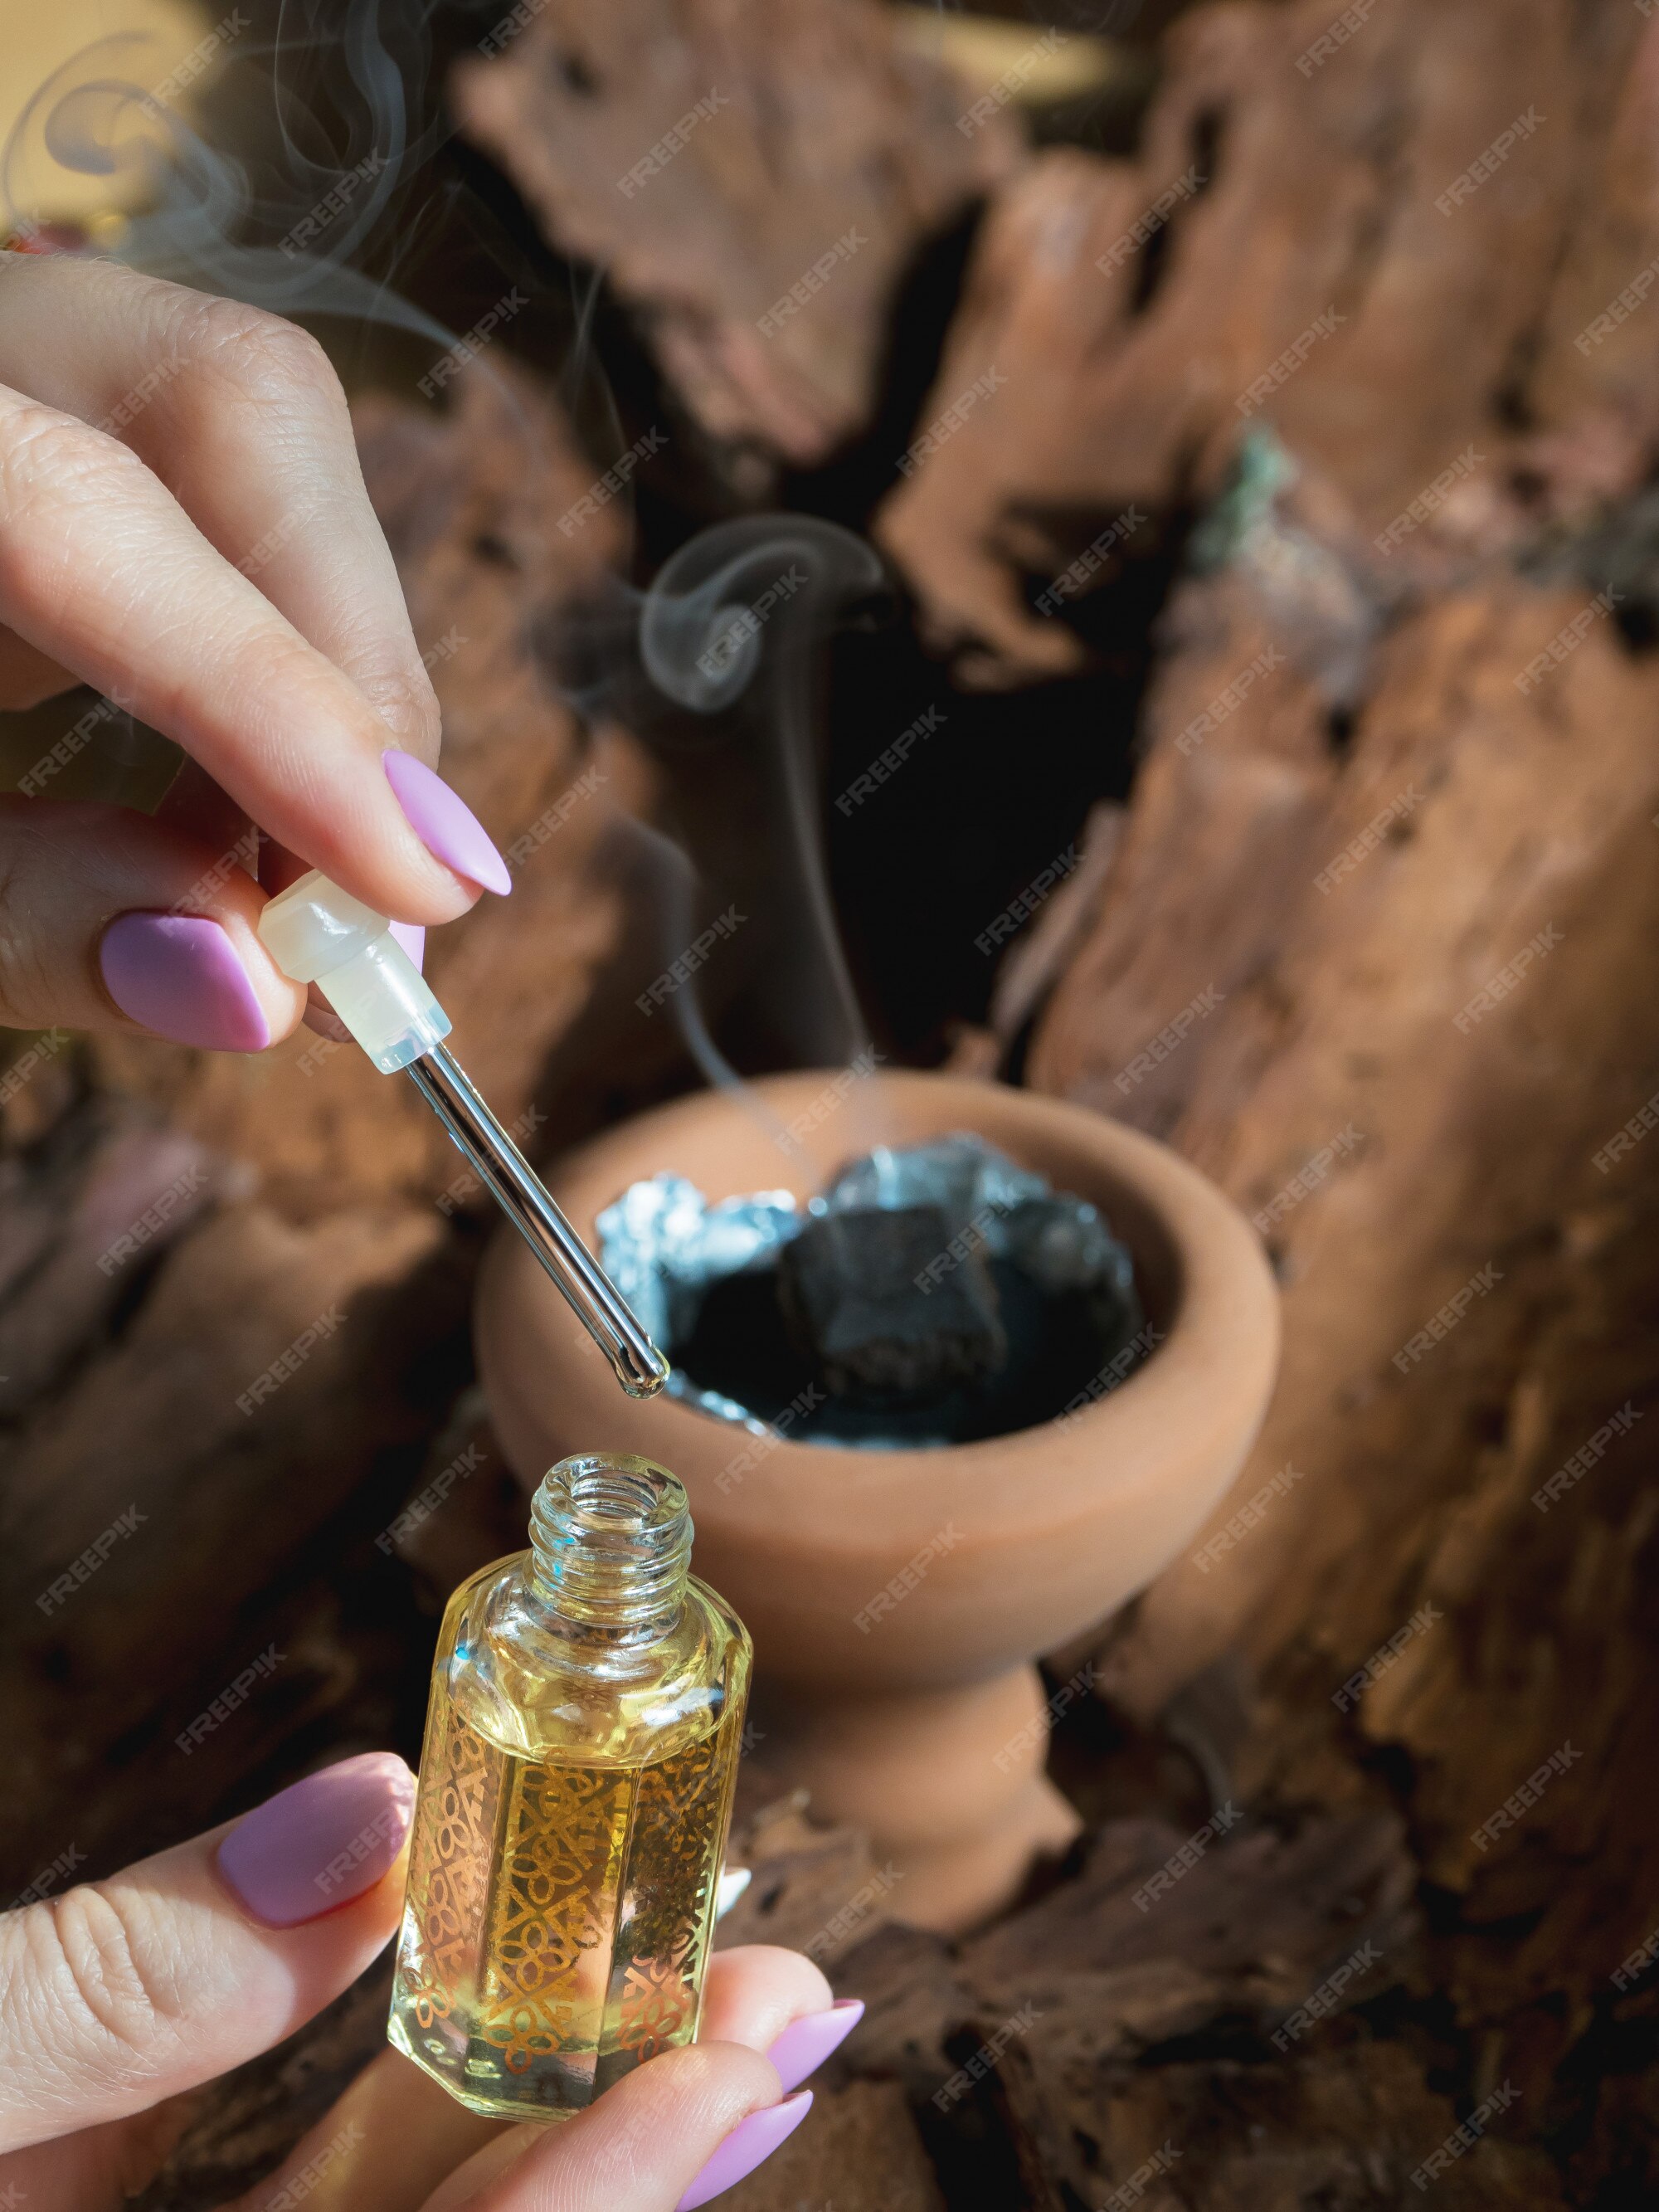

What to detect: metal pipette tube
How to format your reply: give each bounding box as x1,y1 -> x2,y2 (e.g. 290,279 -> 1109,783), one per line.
406,1043 -> 669,1399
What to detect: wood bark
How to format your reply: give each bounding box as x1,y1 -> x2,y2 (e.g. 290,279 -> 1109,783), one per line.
450,0 -> 1021,465
876,0 -> 1657,686
852,0 -> 1659,2190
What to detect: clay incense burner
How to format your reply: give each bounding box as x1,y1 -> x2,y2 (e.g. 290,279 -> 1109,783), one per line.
476,1070 -> 1279,1932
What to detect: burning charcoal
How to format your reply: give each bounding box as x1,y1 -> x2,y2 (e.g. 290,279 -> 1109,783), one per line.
777,1205 -> 1006,1401
599,1134 -> 1144,1444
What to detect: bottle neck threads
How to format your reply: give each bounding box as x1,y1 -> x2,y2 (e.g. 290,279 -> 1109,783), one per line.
528,1454 -> 692,1641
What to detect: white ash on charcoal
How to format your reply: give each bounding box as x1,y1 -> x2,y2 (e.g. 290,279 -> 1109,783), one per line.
597,1134 -> 1146,1446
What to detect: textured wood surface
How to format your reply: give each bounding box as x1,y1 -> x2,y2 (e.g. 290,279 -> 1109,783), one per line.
450,0 -> 1020,465
970,2 -> 1659,2198
876,0 -> 1649,685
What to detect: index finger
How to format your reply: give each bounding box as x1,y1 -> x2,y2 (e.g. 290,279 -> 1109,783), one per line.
0,385 -> 496,924
0,256 -> 442,756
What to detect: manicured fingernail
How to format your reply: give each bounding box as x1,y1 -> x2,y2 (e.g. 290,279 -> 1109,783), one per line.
675,2092 -> 812,2211
715,1865 -> 751,1921
100,913 -> 270,1051
387,920 -> 426,971
766,2000 -> 863,2092
383,749 -> 511,895
216,1752 -> 416,1927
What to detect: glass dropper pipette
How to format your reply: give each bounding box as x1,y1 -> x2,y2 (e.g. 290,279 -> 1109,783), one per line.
258,870 -> 669,1400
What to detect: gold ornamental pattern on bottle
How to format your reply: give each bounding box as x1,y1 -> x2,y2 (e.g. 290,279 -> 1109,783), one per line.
387,1454 -> 752,2122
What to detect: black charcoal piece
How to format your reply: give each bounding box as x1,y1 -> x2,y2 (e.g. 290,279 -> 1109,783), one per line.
777,1204 -> 1007,1400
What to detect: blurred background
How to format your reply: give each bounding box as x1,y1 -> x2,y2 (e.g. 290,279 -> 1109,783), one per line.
2,2 -> 1657,2206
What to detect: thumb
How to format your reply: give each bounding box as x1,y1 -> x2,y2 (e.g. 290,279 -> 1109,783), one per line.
0,795 -> 305,1046
0,1752 -> 415,2153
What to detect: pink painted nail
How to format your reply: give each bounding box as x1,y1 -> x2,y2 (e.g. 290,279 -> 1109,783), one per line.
766,2000 -> 864,2092
675,2091 -> 812,2210
100,913 -> 270,1051
387,920 -> 426,971
382,749 -> 511,896
216,1752 -> 416,1927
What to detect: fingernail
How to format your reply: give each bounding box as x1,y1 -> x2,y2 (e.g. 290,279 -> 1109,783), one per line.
715,1864 -> 752,1921
216,1752 -> 416,1927
100,913 -> 270,1051
675,2092 -> 812,2211
387,920 -> 426,971
766,2000 -> 864,2092
383,749 -> 511,896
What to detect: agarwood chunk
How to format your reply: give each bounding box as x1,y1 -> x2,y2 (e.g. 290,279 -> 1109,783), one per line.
778,1205 -> 1006,1399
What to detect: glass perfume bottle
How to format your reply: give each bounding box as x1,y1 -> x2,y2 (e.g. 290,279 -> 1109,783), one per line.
388,1453 -> 752,2122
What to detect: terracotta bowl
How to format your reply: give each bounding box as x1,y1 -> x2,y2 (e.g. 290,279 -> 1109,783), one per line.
476,1070 -> 1278,1929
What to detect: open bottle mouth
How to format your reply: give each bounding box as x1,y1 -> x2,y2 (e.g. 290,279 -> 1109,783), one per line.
529,1454 -> 693,1636
557,1454 -> 679,1530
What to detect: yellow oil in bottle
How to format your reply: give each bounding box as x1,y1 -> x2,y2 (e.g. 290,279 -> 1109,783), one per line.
387,1454 -> 750,2122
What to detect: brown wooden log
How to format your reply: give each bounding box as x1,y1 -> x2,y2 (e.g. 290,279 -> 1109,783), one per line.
875,0 -> 1651,686
450,0 -> 1021,465
868,0 -> 1659,2185
0,1089 -> 244,1418
717,2078 -> 946,2212
843,1806 -> 1418,2083
825,1804 -> 1545,2210
2,1174 -> 459,1880
990,2036 -> 1564,2212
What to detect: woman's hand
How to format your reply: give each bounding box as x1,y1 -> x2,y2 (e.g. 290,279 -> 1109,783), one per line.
0,252 -> 512,1053
0,1753 -> 861,2210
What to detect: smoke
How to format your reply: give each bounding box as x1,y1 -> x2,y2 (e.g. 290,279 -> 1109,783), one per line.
1,2 -> 456,345
4,6 -> 890,1137
640,518 -> 884,1073
550,516 -> 887,1096
619,814 -> 807,1162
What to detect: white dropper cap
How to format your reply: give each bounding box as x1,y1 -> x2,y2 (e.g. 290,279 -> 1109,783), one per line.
257,868 -> 669,1396
258,870 -> 451,1072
